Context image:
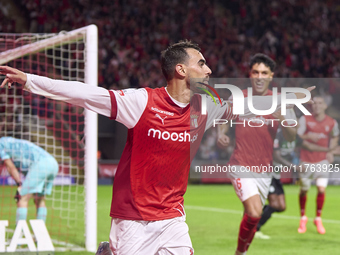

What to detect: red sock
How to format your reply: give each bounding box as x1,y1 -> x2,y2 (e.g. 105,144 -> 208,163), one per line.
237,214 -> 261,253
299,194 -> 307,217
316,192 -> 325,217
246,228 -> 257,251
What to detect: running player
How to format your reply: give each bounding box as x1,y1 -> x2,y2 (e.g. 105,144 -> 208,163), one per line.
0,136 -> 59,223
297,95 -> 339,234
0,42 -> 311,254
218,54 -> 297,254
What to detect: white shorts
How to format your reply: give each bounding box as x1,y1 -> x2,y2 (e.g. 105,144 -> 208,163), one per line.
299,160 -> 330,191
109,215 -> 193,255
228,167 -> 272,205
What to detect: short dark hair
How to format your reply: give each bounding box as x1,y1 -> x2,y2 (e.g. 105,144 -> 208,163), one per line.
312,94 -> 325,101
161,40 -> 201,81
249,53 -> 276,72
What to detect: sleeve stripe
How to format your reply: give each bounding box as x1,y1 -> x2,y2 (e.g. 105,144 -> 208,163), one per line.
109,90 -> 117,120
224,106 -> 238,120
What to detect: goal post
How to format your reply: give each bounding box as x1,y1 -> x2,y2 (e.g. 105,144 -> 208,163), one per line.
0,25 -> 98,252
84,25 -> 98,253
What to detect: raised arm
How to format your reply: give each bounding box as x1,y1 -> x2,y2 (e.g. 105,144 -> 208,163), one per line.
0,66 -> 111,117
1,65 -> 149,129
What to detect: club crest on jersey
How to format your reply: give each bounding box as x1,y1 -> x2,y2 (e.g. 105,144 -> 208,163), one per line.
325,126 -> 329,132
191,114 -> 198,128
155,113 -> 167,125
118,90 -> 125,96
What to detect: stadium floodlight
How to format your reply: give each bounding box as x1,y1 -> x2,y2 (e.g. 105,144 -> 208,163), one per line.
0,25 -> 98,252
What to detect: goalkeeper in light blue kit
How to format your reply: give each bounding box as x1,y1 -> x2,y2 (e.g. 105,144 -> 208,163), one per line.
0,136 -> 59,223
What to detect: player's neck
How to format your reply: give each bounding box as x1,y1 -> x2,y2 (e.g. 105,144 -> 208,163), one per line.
252,88 -> 268,96
166,80 -> 191,104
314,112 -> 326,121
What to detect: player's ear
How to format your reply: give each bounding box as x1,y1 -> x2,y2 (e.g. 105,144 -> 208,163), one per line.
269,72 -> 274,81
175,64 -> 186,78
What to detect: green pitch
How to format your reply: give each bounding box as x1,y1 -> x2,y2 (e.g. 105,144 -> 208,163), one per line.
3,184 -> 339,254
63,184 -> 339,255
184,184 -> 340,255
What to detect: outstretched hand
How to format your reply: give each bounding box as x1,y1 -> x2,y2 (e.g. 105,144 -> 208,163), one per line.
217,134 -> 230,149
295,86 -> 315,104
0,66 -> 27,88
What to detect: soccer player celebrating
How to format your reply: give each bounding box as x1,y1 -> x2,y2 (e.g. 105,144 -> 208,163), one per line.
0,136 -> 59,223
0,42 -> 311,254
218,54 -> 297,254
297,95 -> 339,234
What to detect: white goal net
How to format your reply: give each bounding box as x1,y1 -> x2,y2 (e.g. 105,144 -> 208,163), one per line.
0,25 -> 98,252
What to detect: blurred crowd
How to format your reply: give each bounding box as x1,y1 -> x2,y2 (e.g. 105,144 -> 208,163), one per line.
0,0 -> 337,89
1,0 -> 340,160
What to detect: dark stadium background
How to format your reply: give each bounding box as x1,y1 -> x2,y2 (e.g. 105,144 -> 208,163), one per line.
1,1 -> 340,254
1,0 -> 340,178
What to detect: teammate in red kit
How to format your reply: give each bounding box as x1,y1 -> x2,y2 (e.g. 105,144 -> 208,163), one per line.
297,96 -> 339,235
1,42 -> 309,255
218,54 -> 297,255
254,126 -> 330,239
